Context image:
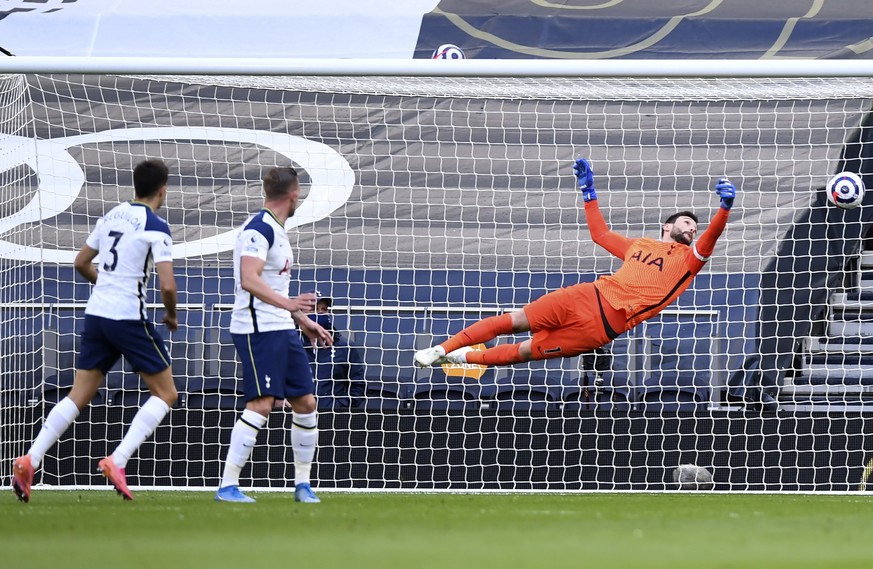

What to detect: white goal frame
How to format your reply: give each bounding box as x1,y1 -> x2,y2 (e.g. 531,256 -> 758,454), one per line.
2,57 -> 873,77
3,57 -> 873,493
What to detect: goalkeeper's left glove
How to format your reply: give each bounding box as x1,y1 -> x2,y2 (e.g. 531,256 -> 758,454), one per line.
714,178 -> 736,210
573,157 -> 597,202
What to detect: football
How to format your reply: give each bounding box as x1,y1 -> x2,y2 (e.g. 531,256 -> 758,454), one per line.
827,171 -> 866,210
672,464 -> 714,490
432,44 -> 466,60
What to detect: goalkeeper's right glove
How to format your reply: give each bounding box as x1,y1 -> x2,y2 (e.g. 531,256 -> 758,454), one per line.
714,178 -> 736,210
573,157 -> 597,202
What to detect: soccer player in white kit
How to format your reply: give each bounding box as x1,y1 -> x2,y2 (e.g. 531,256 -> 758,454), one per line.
12,159 -> 179,502
215,167 -> 332,504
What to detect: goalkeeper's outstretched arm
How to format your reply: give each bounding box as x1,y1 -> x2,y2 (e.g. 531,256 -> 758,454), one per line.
687,178 -> 735,271
573,157 -> 634,259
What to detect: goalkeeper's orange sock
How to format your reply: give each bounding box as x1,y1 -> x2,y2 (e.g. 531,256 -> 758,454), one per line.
439,313 -> 514,354
465,343 -> 524,366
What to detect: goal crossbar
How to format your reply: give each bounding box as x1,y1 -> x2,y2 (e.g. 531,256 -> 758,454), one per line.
2,57 -> 873,77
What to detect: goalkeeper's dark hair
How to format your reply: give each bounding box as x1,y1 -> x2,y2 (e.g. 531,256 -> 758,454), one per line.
664,210 -> 698,225
263,167 -> 299,199
133,159 -> 169,198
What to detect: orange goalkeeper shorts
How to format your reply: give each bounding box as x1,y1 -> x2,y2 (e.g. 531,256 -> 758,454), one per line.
523,282 -> 626,360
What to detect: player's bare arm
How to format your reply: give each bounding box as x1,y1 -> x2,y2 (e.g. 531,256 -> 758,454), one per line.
73,244 -> 99,284
239,255 -> 315,314
155,260 -> 178,332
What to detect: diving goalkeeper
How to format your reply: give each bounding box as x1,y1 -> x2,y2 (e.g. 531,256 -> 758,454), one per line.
414,157 -> 735,368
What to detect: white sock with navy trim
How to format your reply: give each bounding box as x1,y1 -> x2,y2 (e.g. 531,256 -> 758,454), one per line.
291,410 -> 318,486
29,397 -> 80,469
113,396 -> 170,468
220,409 -> 267,489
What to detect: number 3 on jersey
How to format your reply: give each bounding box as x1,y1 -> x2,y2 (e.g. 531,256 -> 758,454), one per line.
103,230 -> 124,271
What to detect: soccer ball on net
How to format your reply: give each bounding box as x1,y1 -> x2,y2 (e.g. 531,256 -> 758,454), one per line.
672,464 -> 714,490
432,44 -> 466,60
827,171 -> 866,210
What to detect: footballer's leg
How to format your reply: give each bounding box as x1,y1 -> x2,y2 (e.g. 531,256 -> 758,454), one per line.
16,316 -> 115,501
415,312 -> 523,368
216,403 -> 268,503
524,283 -> 622,362
101,371 -> 175,501
450,341 -> 531,366
12,367 -> 101,502
286,334 -> 320,503
216,331 -> 286,504
100,320 -> 176,501
12,395 -> 81,502
290,395 -> 320,503
442,310 -> 533,366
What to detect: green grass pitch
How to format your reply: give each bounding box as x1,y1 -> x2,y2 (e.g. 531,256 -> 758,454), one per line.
3,491 -> 873,568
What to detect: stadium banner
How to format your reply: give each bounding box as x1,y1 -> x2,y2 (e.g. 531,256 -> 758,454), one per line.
0,0 -> 438,58
3,0 -> 873,60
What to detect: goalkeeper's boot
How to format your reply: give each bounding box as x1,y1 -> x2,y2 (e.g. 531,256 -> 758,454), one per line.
444,346 -> 474,365
215,485 -> 256,503
11,455 -> 34,503
414,346 -> 447,368
294,483 -> 321,504
98,456 -> 134,501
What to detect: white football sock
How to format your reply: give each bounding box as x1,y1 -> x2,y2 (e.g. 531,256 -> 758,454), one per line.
292,411 -> 318,486
220,409 -> 267,489
28,397 -> 80,469
112,396 -> 170,468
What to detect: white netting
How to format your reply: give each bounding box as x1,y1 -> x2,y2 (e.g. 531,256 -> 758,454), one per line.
0,73 -> 41,483
151,74 -> 873,101
1,71 -> 872,491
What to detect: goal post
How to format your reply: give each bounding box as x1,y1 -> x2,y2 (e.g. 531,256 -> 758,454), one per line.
2,58 -> 873,492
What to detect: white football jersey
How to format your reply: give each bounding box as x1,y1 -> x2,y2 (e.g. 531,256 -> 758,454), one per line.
230,209 -> 295,334
85,202 -> 173,321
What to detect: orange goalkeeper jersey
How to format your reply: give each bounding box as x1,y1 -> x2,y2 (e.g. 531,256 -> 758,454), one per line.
585,200 -> 729,330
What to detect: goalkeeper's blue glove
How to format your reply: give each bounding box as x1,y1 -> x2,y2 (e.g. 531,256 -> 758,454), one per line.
573,157 -> 597,202
714,178 -> 736,210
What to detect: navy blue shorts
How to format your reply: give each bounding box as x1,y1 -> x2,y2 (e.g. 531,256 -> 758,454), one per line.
77,315 -> 171,374
232,329 -> 315,402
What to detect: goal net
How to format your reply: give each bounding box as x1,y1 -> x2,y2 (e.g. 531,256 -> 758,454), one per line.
2,68 -> 873,492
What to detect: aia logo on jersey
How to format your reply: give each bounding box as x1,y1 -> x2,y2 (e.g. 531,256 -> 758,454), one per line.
629,249 -> 664,272
279,258 -> 290,275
